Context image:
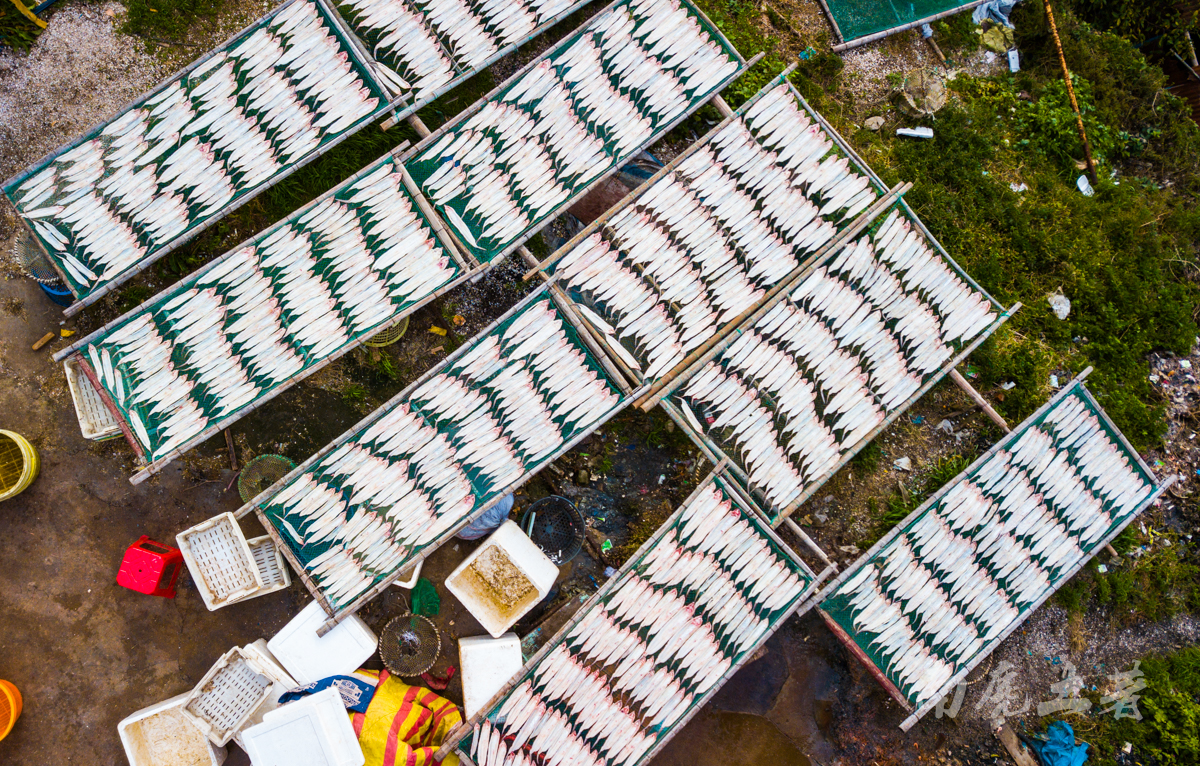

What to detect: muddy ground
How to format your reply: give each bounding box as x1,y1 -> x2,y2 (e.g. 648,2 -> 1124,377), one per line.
0,2 -> 1197,766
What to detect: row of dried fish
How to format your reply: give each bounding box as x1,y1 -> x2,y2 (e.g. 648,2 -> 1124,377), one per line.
554,79 -> 877,384
672,209 -> 999,513
468,479 -> 808,766
822,386 -> 1156,708
8,0 -> 384,297
406,0 -> 739,261
338,0 -> 580,99
77,159 -> 457,460
261,294 -> 622,609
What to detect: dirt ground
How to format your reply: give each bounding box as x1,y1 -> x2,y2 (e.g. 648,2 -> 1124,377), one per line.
0,2 -> 1197,766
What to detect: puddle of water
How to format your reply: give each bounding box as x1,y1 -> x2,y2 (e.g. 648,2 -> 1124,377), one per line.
650,709 -> 812,766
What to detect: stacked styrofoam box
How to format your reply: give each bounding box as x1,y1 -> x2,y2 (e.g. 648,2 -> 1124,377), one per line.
267,601 -> 377,686
241,688 -> 365,766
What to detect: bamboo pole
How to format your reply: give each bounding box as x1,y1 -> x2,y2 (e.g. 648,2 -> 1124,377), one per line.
783,517 -> 836,570
517,245 -> 641,392
1043,0 -> 1098,186
948,368 -> 1010,432
829,0 -> 990,52
636,182 -> 913,412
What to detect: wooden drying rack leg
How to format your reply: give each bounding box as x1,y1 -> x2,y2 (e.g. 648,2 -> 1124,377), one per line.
948,368 -> 1010,432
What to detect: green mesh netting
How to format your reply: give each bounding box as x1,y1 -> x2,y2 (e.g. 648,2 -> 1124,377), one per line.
827,0 -> 976,44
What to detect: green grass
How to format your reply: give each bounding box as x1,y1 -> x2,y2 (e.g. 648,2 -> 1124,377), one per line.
1,0 -> 44,52
1058,646 -> 1200,765
123,0 -> 223,42
863,454 -> 974,546
825,2 -> 1200,451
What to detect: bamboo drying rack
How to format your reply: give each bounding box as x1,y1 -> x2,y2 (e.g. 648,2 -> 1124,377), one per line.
433,466 -> 835,763
809,368 -> 1175,730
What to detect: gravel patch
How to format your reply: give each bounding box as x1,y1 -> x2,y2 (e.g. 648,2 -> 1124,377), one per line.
0,1 -> 167,180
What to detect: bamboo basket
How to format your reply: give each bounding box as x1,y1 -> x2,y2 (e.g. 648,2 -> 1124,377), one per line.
0,430 -> 38,502
364,316 -> 409,348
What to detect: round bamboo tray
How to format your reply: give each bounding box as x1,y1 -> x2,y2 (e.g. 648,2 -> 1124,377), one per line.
0,430 -> 38,502
364,316 -> 410,348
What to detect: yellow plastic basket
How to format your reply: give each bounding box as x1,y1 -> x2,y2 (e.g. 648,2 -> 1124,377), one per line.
0,680 -> 22,741
0,430 -> 38,502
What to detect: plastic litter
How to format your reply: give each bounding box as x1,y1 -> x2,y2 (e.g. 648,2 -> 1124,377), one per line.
973,0 -> 1019,29
897,127 -> 934,139
1028,721 -> 1089,766
456,494 -> 514,540
1048,291 -> 1071,320
1077,175 -> 1095,197
893,457 -> 912,471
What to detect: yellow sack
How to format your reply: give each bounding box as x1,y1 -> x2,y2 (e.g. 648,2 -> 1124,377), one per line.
350,669 -> 462,766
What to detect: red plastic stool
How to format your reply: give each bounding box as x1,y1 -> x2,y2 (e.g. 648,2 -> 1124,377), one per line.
117,536 -> 183,598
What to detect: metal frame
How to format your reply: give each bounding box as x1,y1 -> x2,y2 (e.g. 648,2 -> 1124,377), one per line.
434,466 -> 833,762
809,368 -> 1175,730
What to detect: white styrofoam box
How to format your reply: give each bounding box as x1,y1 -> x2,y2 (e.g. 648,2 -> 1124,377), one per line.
390,557 -> 423,589
232,641 -> 299,750
118,693 -> 227,766
177,513 -> 263,610
445,521 -> 558,638
458,634 -> 524,719
241,688 -> 364,766
183,646 -> 283,746
267,601 -> 377,686
63,357 -> 122,441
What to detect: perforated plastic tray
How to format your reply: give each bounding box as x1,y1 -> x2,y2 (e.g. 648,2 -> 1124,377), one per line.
177,514 -> 262,610
63,358 -> 122,441
247,535 -> 291,595
183,647 -> 275,746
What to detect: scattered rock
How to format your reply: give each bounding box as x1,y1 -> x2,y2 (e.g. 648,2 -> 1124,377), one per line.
893,456 -> 912,471
576,469 -> 590,485
864,116 -> 885,131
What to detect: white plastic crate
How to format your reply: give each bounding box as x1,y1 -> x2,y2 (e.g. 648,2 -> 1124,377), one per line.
241,688 -> 365,766
177,513 -> 262,610
459,634 -> 524,719
183,646 -> 278,746
118,692 -> 227,766
247,535 -> 291,596
446,521 -> 558,638
231,640 -> 299,751
63,357 -> 122,441
267,601 -> 376,686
